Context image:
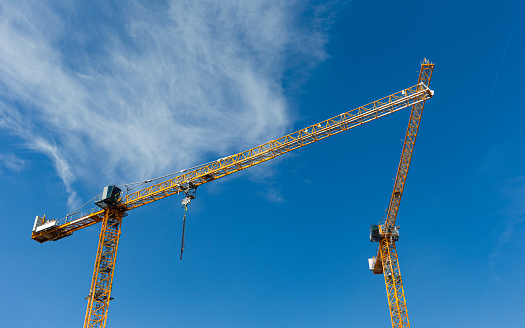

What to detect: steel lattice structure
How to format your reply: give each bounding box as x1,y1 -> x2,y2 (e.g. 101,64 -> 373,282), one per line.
32,60 -> 434,328
370,59 -> 434,328
83,207 -> 124,328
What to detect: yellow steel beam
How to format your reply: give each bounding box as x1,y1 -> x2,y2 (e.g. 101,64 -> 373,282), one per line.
380,237 -> 409,328
32,82 -> 434,243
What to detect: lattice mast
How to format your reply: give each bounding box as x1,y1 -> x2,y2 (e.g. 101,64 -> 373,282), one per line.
83,207 -> 124,328
369,59 -> 434,328
31,61 -> 434,328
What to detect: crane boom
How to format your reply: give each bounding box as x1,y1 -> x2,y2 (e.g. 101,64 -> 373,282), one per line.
369,59 -> 434,328
31,82 -> 433,243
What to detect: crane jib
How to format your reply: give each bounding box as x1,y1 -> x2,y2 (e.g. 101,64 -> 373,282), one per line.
31,83 -> 433,244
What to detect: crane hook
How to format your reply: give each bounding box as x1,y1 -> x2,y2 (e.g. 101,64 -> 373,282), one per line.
180,181 -> 197,208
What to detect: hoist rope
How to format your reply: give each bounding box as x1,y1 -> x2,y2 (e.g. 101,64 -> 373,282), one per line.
180,205 -> 188,260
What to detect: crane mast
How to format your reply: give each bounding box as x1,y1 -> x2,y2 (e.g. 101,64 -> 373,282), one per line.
31,61 -> 434,328
84,207 -> 124,328
369,59 -> 434,328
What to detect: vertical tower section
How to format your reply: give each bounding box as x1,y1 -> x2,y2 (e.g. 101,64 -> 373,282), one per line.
380,237 -> 408,328
83,207 -> 125,328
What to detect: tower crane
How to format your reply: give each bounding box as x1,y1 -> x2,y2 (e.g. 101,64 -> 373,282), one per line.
31,60 -> 434,328
369,58 -> 434,328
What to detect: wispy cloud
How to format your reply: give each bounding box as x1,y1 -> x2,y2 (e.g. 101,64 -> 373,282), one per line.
0,152 -> 28,173
0,0 -> 338,208
489,20 -> 516,98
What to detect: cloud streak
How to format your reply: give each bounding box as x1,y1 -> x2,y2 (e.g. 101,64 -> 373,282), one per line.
0,152 -> 27,173
488,176 -> 525,270
489,21 -> 516,98
0,0 -> 336,208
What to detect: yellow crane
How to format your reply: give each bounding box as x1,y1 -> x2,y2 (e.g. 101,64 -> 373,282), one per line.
369,59 -> 434,328
31,60 -> 434,328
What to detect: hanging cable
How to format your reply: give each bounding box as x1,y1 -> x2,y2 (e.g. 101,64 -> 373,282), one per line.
179,182 -> 197,260
180,205 -> 188,260
116,158 -> 228,192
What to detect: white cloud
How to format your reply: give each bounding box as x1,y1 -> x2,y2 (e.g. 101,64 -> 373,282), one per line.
0,152 -> 28,173
0,0 -> 337,209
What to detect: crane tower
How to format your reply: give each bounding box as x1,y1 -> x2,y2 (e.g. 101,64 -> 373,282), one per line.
369,59 -> 434,328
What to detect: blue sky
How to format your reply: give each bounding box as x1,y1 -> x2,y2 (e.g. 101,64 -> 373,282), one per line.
1,0 -> 524,327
